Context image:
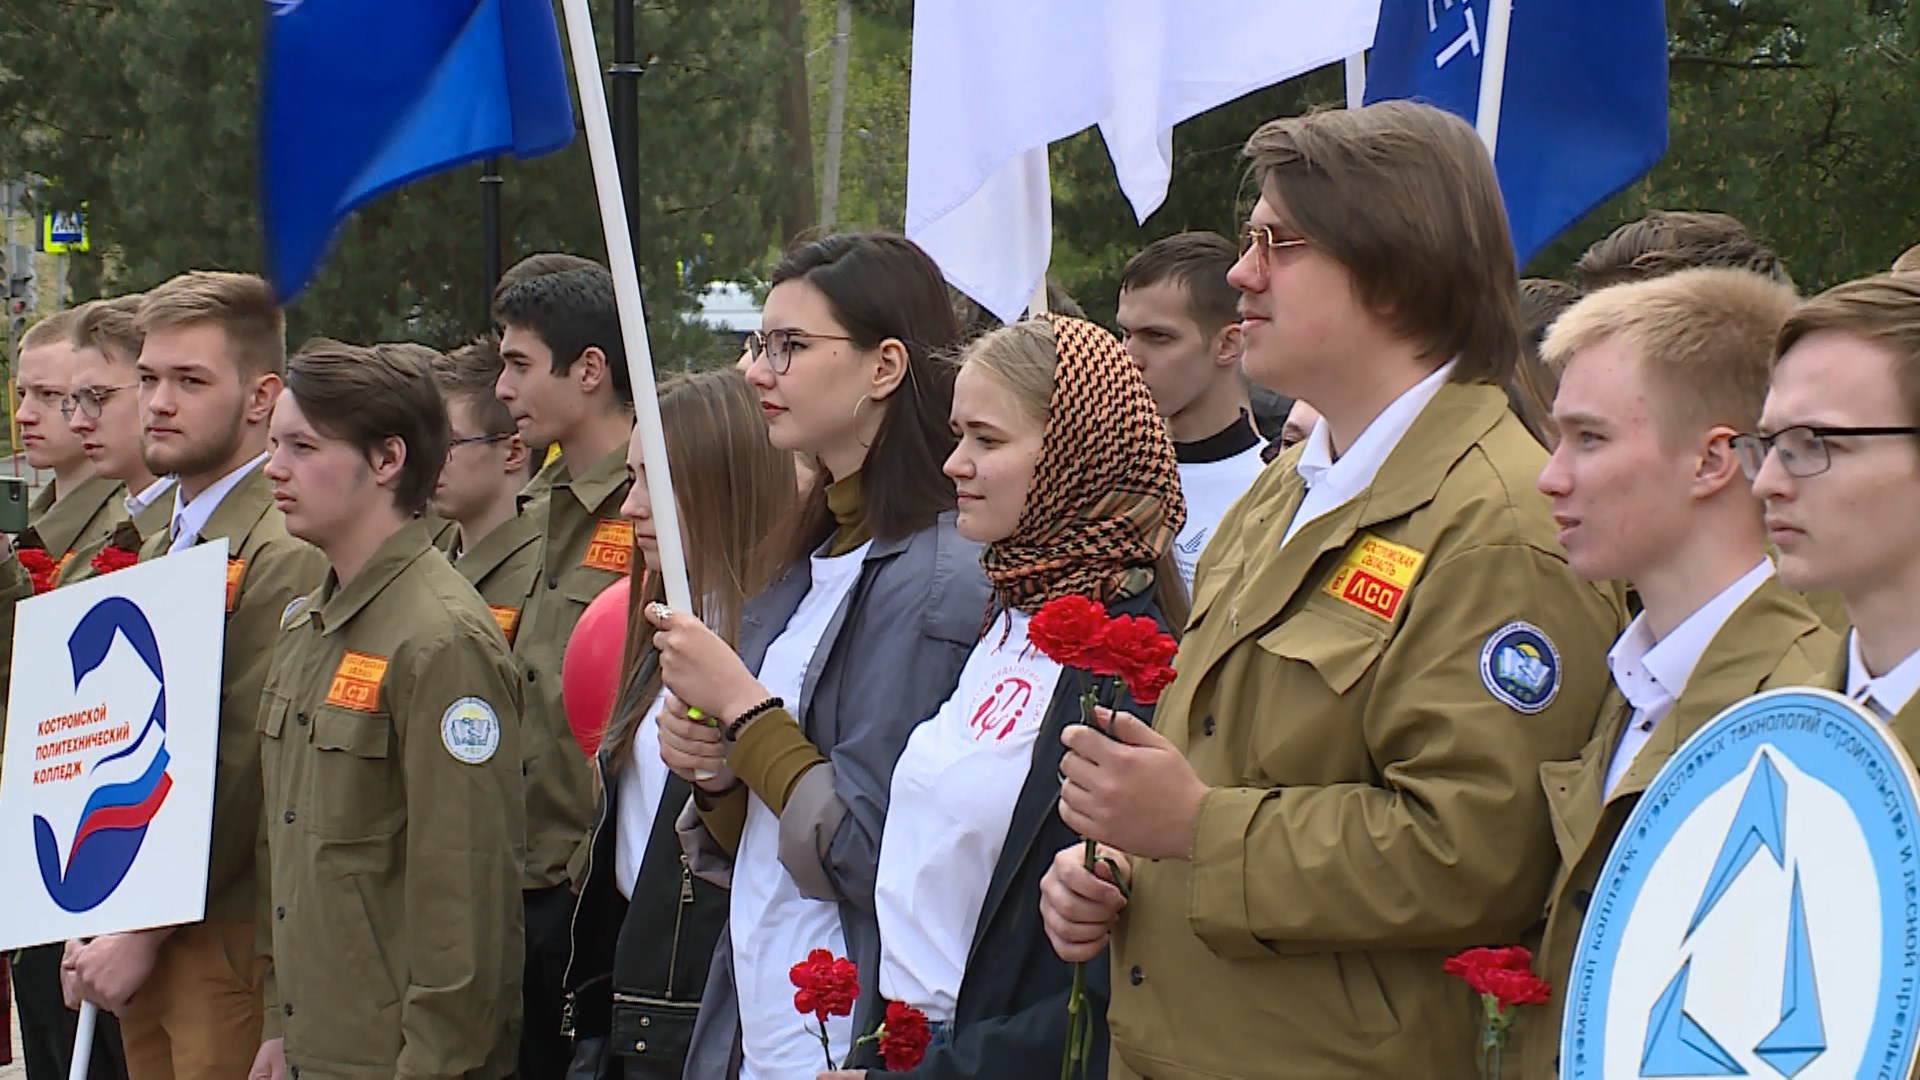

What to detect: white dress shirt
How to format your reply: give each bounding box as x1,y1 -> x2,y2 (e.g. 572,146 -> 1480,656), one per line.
1845,631 -> 1920,722
1603,561 -> 1774,796
125,476 -> 177,518
169,452 -> 268,552
1285,361 -> 1456,546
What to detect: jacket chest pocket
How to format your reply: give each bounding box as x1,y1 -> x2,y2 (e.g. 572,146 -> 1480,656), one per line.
1246,608 -> 1388,780
308,706 -> 403,842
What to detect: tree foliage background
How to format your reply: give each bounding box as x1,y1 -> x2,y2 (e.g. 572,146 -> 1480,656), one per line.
1,0 -> 1914,356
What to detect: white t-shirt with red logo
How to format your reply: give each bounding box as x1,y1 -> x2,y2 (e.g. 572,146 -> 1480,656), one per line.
874,607 -> 1064,1020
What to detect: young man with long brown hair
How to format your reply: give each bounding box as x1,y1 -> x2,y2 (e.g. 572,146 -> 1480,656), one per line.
1039,101 -> 1623,1078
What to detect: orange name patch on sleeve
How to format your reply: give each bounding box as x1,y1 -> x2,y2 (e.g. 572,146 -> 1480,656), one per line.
580,520 -> 633,575
489,605 -> 521,642
225,558 -> 247,611
325,651 -> 389,712
1322,534 -> 1427,622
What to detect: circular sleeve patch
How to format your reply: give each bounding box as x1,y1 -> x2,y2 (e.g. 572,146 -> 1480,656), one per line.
1479,621 -> 1561,714
441,697 -> 501,765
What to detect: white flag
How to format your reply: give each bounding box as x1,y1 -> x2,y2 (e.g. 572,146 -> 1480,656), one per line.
907,0 -> 1381,323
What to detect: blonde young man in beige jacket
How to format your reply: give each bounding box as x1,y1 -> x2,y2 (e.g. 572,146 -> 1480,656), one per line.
1524,269 -> 1838,1078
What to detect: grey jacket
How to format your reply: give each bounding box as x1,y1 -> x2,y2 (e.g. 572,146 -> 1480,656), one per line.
678,512 -> 989,1078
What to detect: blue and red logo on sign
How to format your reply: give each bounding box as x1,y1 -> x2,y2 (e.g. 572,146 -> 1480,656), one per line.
33,597 -> 172,913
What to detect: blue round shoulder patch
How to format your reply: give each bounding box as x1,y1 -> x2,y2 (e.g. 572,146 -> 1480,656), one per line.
1479,620 -> 1559,713
1561,688 -> 1920,1079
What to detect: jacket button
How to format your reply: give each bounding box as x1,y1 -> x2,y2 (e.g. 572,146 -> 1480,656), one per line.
1129,966 -> 1144,986
639,1016 -> 650,1027
295,712 -> 308,726
547,575 -> 559,590
527,668 -> 538,684
1574,888 -> 1593,914
274,906 -> 285,920
1201,716 -> 1216,736
283,1003 -> 293,1016
283,810 -> 295,824
635,1040 -> 647,1053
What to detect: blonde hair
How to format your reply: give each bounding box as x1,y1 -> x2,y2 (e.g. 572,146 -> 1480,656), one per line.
1894,243 -> 1920,276
70,294 -> 146,366
136,271 -> 285,378
18,309 -> 78,354
962,319 -> 1057,424
604,370 -> 798,769
1777,273 -> 1920,449
1543,267 -> 1799,443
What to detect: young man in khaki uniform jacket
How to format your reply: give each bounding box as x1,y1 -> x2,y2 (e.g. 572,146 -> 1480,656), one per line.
492,266 -> 635,1078
430,337 -> 541,641
56,273 -> 325,1080
57,296 -> 176,587
4,311 -> 132,1080
1748,275 -> 1920,760
252,339 -> 524,1080
1524,269 -> 1838,1078
1040,103 -> 1625,1079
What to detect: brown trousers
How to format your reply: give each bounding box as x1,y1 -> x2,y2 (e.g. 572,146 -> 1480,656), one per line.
117,923 -> 264,1080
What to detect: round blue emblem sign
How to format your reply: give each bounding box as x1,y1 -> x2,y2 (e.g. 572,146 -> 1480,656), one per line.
1563,688 -> 1920,1079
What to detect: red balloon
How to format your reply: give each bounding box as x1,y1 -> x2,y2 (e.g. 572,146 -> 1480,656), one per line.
561,575 -> 629,758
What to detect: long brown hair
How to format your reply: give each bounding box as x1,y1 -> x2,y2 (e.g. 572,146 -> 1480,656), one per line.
603,370 -> 798,771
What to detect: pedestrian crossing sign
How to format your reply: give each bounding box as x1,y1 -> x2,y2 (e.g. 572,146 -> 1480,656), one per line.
43,210 -> 89,254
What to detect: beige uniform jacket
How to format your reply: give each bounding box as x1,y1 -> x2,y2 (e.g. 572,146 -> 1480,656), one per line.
138,467 -> 326,924
1107,382 -> 1624,1079
453,513 -> 541,646
58,490 -> 173,587
258,522 -> 525,1079
1525,577 -> 1835,1079
512,445 -> 631,888
1,476 -> 126,734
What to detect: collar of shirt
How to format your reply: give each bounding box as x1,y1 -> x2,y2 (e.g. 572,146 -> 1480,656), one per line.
1846,630 -> 1920,719
170,452 -> 267,548
560,442 -> 631,514
126,476 -> 177,518
1295,360 -> 1456,498
1608,560 -> 1775,713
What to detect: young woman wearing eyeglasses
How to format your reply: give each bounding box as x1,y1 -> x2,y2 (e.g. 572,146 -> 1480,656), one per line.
642,232 -> 992,1079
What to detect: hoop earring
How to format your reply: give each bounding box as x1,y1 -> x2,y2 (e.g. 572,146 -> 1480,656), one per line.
851,393 -> 876,450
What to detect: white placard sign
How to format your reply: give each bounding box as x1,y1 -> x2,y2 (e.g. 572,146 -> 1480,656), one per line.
0,541 -> 228,950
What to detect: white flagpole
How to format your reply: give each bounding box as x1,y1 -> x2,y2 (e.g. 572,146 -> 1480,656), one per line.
69,1001 -> 97,1080
1474,0 -> 1515,156
556,0 -> 693,617
1343,52 -> 1366,109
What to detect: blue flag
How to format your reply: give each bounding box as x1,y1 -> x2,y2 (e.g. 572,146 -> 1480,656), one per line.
1364,0 -> 1668,267
260,0 -> 576,301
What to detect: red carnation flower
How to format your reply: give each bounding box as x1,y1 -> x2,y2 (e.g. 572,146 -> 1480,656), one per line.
1028,596 -> 1114,672
1099,614 -> 1179,705
90,546 -> 140,576
789,948 -> 859,1024
17,548 -> 58,595
878,1000 -> 932,1071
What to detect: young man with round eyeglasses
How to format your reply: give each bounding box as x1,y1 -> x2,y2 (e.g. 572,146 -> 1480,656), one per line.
428,337 -> 539,643
1739,273 -> 1920,731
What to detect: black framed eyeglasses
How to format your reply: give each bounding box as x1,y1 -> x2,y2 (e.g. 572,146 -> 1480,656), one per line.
1731,424 -> 1920,480
1236,223 -> 1311,268
746,328 -> 856,375
447,432 -> 514,455
60,385 -> 136,420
